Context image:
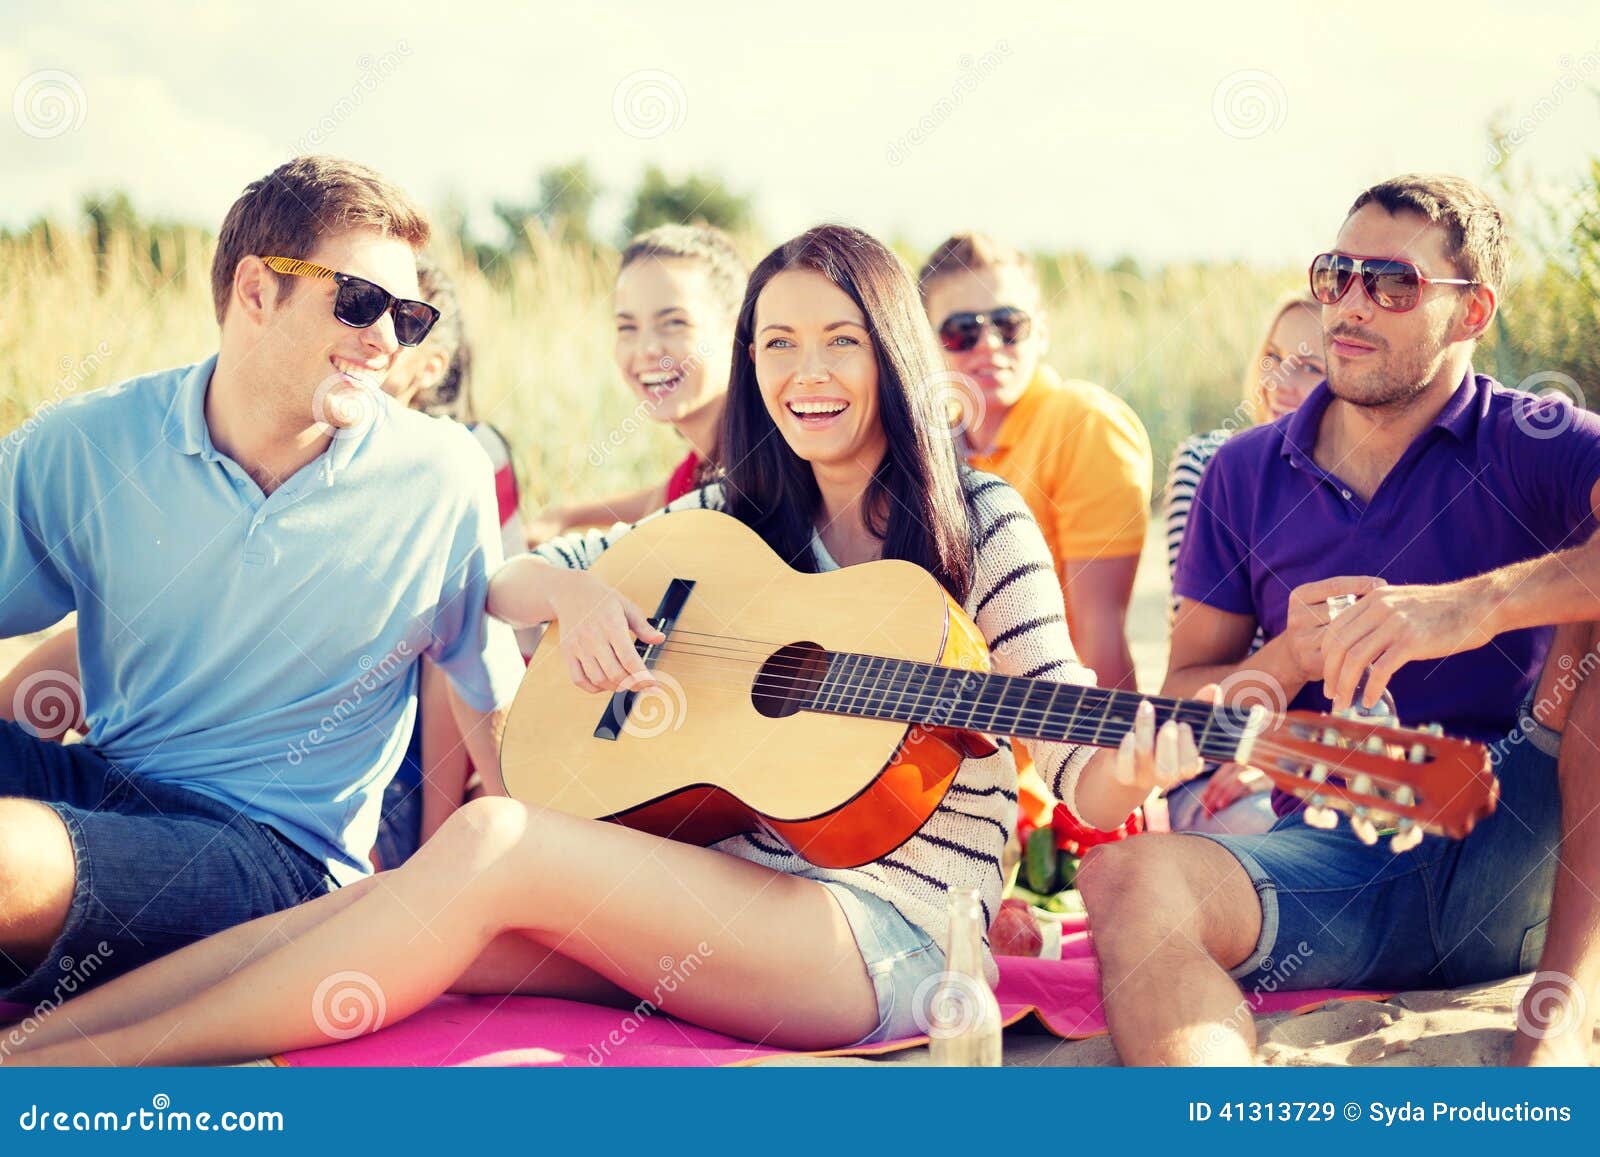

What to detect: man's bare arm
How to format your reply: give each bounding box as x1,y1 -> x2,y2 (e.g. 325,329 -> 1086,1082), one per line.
1063,555 -> 1140,691
443,679 -> 511,798
0,627 -> 83,736
1325,479 -> 1600,712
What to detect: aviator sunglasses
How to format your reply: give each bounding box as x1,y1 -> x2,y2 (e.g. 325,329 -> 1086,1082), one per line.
937,307 -> 1033,352
1308,251 -> 1479,314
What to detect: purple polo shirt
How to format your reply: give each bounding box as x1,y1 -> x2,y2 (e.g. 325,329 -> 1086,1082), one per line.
1174,371 -> 1600,812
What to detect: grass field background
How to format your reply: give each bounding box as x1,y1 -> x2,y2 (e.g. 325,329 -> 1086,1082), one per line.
5,161 -> 1595,518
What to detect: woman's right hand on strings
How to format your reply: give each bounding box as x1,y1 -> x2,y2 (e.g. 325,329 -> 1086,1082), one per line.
547,569 -> 666,694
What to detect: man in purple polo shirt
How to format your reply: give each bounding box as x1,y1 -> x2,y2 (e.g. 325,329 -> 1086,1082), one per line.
1072,173 -> 1600,1066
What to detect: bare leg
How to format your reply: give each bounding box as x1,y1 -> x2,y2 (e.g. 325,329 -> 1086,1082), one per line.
1514,621 -> 1600,1064
0,800 -> 75,971
9,885 -> 633,1060
12,798 -> 879,1065
1078,834 -> 1263,1065
5,876 -> 380,1056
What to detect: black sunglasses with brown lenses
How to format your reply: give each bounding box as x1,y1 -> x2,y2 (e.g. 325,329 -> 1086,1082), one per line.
1308,251 -> 1479,314
937,307 -> 1033,352
261,256 -> 441,347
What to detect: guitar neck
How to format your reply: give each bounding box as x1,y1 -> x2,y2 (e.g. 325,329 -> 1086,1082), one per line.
808,653 -> 1254,762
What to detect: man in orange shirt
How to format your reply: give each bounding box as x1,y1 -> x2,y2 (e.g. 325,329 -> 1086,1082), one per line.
919,234 -> 1152,691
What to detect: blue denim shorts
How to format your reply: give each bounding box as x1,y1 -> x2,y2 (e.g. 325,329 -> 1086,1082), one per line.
818,880 -> 948,1046
1195,700 -> 1561,992
0,721 -> 335,1006
372,725 -> 425,870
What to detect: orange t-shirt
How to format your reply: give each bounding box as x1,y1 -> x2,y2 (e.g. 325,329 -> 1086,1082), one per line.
963,365 -> 1152,571
964,366 -> 1152,780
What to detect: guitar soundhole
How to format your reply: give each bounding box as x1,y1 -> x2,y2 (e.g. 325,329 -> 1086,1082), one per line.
752,642 -> 829,719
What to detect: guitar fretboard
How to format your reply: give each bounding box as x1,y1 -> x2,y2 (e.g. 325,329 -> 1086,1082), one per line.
806,652 -> 1255,761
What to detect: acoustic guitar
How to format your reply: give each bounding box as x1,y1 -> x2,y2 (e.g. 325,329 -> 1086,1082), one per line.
500,510 -> 1496,868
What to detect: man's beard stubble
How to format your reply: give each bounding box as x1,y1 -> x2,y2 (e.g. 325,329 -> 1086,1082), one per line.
1324,320 -> 1450,415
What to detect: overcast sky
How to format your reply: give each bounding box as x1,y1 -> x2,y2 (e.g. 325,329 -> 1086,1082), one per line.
5,1 -> 1599,263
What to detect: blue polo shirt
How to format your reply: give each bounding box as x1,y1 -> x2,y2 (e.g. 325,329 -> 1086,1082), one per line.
0,356 -> 527,882
1175,370 -> 1600,771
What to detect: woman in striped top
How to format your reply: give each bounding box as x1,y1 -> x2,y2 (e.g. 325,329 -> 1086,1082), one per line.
1160,294 -> 1322,833
10,227 -> 1199,1065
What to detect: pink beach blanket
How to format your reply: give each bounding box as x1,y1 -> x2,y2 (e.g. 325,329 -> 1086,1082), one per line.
271,916 -> 1386,1067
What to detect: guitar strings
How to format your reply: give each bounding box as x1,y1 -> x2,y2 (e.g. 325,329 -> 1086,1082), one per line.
557,624 -> 1266,735
563,643 -> 1312,761
588,639 -> 1238,733
536,629 -> 1444,799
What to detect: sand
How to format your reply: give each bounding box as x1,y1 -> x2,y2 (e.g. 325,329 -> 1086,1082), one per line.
760,978 -> 1600,1066
2,520 -> 1592,1067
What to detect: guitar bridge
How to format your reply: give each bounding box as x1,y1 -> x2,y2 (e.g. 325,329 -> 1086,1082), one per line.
593,577 -> 695,741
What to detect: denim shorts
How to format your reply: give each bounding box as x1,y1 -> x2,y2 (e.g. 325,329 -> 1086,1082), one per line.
1164,773 -> 1278,836
0,721 -> 335,1006
372,775 -> 423,870
1195,700 -> 1561,992
818,880 -> 948,1046
372,725 -> 425,870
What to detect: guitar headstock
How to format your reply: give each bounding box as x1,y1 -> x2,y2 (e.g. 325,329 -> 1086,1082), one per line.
1248,711 -> 1498,849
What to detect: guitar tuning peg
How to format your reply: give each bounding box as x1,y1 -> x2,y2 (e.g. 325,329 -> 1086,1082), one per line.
1422,723 -> 1444,737
1303,804 -> 1340,829
1350,814 -> 1380,846
1394,784 -> 1416,808
1408,743 -> 1428,763
1389,820 -> 1424,854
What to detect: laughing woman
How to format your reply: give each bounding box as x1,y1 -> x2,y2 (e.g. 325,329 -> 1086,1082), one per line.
7,226 -> 1199,1065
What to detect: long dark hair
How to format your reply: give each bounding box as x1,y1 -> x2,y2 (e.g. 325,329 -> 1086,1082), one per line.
719,225 -> 976,603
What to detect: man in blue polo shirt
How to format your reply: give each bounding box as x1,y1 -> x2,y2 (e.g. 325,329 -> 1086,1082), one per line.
0,157 -> 526,1006
1071,174 -> 1600,1065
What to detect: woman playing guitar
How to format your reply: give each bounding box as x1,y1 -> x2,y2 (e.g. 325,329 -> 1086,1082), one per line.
7,226 -> 1201,1064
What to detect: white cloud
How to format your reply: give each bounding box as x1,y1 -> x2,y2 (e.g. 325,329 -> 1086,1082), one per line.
4,0 -> 1598,262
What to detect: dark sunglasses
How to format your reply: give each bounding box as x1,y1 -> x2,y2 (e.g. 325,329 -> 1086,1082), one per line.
1308,251 -> 1478,314
261,256 -> 441,347
937,307 -> 1032,353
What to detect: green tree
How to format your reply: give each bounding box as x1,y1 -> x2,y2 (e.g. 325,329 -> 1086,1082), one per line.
621,165 -> 753,241
494,159 -> 600,251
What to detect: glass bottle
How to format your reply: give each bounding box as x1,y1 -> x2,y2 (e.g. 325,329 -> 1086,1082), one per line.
927,887 -> 1002,1066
